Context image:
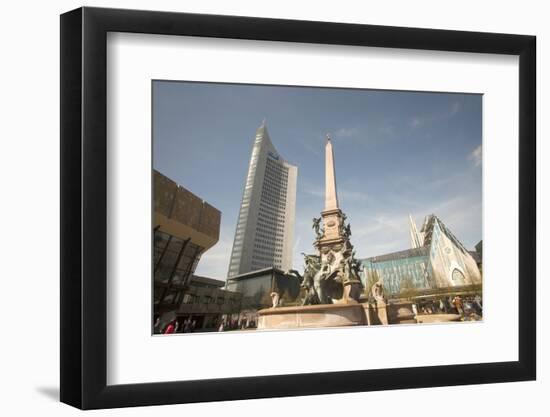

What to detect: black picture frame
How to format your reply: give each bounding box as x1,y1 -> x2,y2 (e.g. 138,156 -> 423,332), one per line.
60,6 -> 536,410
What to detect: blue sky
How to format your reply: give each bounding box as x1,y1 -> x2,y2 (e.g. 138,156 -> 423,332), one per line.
153,81 -> 482,279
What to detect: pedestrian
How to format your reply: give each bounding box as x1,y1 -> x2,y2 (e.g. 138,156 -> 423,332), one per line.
452,296 -> 464,316
153,316 -> 162,334
183,319 -> 191,333
474,294 -> 483,314
163,320 -> 176,334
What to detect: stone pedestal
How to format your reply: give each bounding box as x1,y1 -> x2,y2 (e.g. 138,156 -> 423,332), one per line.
337,281 -> 363,304
365,301 -> 389,325
375,301 -> 389,325
387,302 -> 417,325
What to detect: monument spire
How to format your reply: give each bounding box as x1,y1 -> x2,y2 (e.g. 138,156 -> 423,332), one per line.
324,134 -> 340,212
311,133 -> 363,305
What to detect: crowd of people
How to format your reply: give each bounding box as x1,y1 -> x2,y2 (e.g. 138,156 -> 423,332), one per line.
413,294 -> 483,320
217,317 -> 257,332
153,317 -> 200,334
154,315 -> 258,334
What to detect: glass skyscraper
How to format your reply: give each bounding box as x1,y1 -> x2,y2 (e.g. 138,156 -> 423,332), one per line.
227,121 -> 298,278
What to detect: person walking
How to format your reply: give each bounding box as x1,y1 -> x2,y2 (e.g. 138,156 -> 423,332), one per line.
163,320 -> 176,334
153,316 -> 162,334
183,319 -> 191,333
474,294 -> 483,314
452,296 -> 464,316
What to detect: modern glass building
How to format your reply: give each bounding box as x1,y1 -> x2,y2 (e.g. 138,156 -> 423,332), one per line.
226,267 -> 301,309
361,247 -> 432,295
360,215 -> 482,296
227,121 -> 298,278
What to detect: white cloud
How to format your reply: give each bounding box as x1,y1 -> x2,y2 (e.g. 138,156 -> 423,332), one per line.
451,100 -> 461,115
339,189 -> 368,203
303,187 -> 324,198
468,145 -> 482,167
409,101 -> 461,130
303,185 -> 367,203
334,127 -> 359,138
410,117 -> 425,128
194,235 -> 233,279
377,121 -> 396,137
301,137 -> 322,156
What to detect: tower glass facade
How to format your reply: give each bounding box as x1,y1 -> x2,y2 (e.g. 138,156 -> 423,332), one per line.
227,122 -> 297,278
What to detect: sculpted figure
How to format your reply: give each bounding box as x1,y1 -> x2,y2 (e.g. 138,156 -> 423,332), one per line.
343,223 -> 352,238
312,217 -> 323,239
322,252 -> 335,275
343,255 -> 353,284
315,252 -> 344,303
270,292 -> 280,308
294,214 -> 368,305
291,252 -> 344,305
289,254 -> 321,305
371,279 -> 386,303
350,251 -> 362,277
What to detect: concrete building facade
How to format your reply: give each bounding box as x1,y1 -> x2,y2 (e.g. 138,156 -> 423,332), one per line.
153,170 -> 222,317
227,121 -> 298,277
175,275 -> 243,331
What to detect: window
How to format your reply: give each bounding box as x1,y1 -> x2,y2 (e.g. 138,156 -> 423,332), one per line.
451,268 -> 466,284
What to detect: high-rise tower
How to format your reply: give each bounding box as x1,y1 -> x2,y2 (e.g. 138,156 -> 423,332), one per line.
227,121 -> 298,278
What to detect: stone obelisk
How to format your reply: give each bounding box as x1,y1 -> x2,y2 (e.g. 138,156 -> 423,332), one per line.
314,134 -> 363,303
318,135 -> 345,246
325,135 -> 339,212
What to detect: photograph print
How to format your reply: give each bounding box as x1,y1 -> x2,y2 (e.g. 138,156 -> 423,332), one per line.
152,81 -> 483,335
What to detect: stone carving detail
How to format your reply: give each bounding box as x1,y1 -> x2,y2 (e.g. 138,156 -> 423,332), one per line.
270,291 -> 281,308
343,223 -> 352,238
371,279 -> 386,303
312,217 -> 323,239
370,278 -> 389,325
295,215 -> 363,305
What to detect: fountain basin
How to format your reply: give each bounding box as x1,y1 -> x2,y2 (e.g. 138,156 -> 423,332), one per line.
257,303 -> 367,329
415,313 -> 462,324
